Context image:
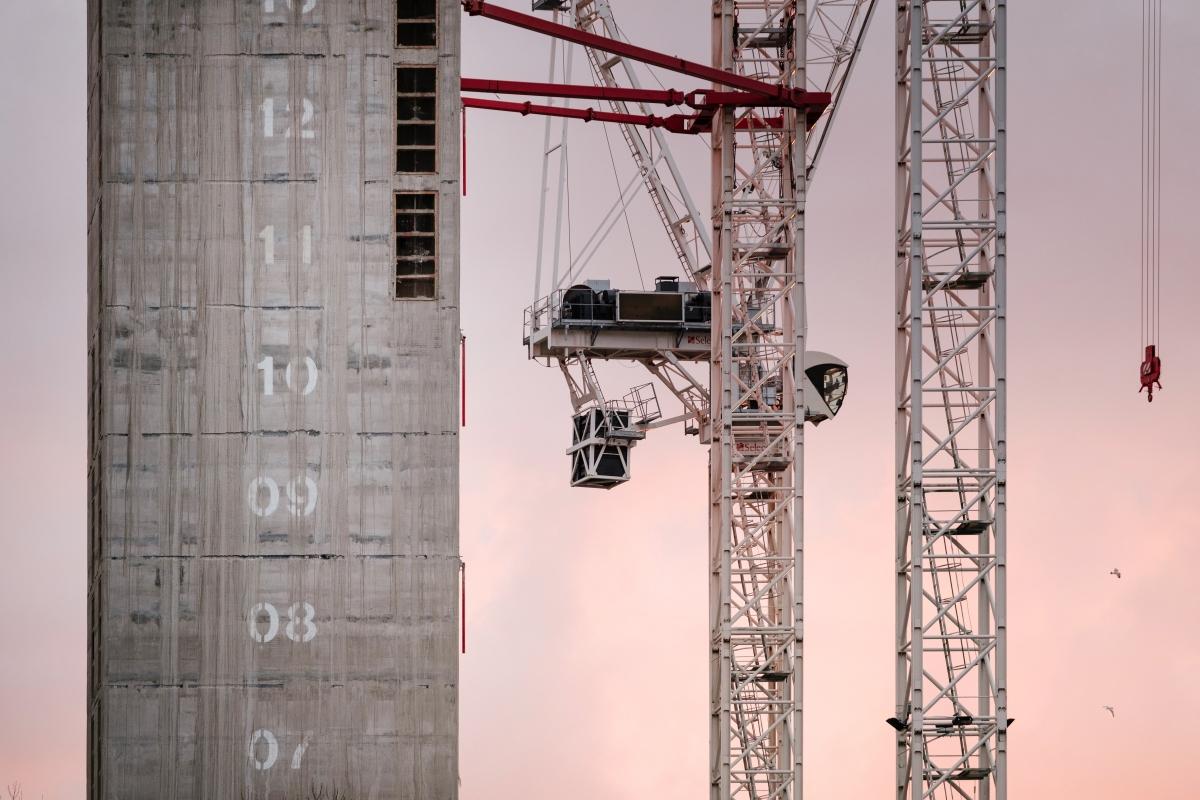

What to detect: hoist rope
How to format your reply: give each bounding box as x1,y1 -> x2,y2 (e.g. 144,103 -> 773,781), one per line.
601,121 -> 648,290
1140,0 -> 1163,354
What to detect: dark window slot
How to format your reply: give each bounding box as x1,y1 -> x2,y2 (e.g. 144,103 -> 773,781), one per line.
397,150 -> 435,173
397,68 -> 436,93
398,0 -> 436,19
395,193 -> 438,301
396,193 -> 436,210
397,97 -> 436,120
396,278 -> 436,299
397,125 -> 436,147
397,0 -> 437,47
396,66 -> 437,173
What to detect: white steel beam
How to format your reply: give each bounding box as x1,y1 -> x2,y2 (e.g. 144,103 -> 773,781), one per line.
896,2 -> 1006,798
712,2 -> 806,798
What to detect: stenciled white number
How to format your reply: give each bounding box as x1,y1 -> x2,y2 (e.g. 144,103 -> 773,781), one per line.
257,355 -> 318,396
249,729 -> 279,771
249,729 -> 311,771
258,225 -> 275,265
262,98 -> 315,139
264,0 -> 317,13
257,224 -> 311,267
248,601 -> 317,643
246,476 -> 280,517
285,602 -> 318,643
247,475 -> 317,517
248,602 -> 280,643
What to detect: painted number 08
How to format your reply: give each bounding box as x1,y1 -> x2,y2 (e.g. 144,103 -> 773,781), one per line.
248,601 -> 317,643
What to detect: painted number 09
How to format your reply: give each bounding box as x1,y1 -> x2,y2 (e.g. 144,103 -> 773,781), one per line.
247,475 -> 318,517
248,601 -> 317,643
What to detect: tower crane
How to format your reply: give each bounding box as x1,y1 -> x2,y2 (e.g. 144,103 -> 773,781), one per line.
462,1 -> 1006,798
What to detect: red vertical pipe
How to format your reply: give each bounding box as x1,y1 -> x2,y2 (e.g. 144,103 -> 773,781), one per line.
461,334 -> 467,427
462,106 -> 467,196
460,560 -> 467,654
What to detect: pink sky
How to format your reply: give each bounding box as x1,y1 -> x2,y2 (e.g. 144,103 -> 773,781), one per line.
2,1 -> 1200,798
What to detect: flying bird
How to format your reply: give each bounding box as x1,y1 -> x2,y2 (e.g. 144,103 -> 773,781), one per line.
1110,568 -> 1122,579
1103,705 -> 1116,718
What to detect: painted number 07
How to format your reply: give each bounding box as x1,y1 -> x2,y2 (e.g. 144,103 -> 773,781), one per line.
249,729 -> 311,771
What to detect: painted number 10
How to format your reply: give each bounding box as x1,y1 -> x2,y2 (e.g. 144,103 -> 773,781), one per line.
257,356 -> 318,396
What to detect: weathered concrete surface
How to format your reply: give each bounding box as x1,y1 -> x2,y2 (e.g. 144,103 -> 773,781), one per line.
87,2 -> 461,797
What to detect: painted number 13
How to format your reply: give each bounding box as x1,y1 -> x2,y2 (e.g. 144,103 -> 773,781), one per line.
263,0 -> 317,13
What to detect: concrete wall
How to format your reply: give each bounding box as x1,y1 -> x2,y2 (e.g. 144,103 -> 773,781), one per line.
87,2 -> 461,797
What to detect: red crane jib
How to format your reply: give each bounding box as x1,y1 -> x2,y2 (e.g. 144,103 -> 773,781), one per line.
460,1 -> 831,131
1139,345 -> 1162,402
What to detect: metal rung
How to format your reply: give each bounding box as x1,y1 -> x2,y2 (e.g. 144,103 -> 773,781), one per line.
733,670 -> 790,683
924,271 -> 993,291
925,21 -> 994,46
935,767 -> 992,781
931,519 -> 990,537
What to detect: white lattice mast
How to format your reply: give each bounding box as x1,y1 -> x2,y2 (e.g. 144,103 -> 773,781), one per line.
895,1 -> 1007,798
711,2 -> 807,797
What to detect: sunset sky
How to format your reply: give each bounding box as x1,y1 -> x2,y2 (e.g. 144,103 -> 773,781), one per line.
2,1 -> 1199,798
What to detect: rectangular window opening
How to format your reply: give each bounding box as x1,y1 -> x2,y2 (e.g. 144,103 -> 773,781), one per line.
395,192 -> 438,300
396,66 -> 437,174
397,0 -> 437,48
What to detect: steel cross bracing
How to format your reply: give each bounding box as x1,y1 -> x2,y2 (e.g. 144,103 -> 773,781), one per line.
806,0 -> 880,177
895,2 -> 1007,799
711,2 -> 806,798
561,0 -> 879,289
570,0 -> 714,285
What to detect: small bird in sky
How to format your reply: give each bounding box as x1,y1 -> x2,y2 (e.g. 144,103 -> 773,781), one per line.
1110,568 -> 1122,579
1103,705 -> 1116,718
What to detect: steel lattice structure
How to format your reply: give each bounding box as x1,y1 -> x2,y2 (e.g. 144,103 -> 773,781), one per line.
572,0 -> 713,283
554,3 -> 873,797
895,1 -> 1007,798
710,2 -> 806,797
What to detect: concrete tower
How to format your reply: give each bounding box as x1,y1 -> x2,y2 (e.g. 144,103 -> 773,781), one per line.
86,1 -> 461,796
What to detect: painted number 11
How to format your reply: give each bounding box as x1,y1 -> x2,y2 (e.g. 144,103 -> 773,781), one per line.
258,225 -> 312,266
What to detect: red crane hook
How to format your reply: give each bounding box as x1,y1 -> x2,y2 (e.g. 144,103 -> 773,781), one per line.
1139,345 -> 1162,402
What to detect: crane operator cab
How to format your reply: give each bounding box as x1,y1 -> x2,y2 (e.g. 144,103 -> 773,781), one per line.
802,351 -> 849,424
728,351 -> 848,471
